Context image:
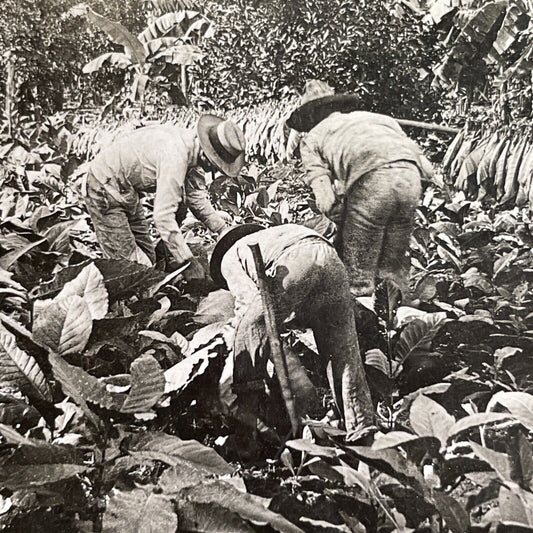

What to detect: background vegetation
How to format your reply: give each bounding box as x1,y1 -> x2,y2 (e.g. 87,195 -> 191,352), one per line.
3,1 -> 533,532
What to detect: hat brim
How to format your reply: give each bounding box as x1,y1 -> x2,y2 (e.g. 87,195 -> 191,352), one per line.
210,223 -> 265,289
198,114 -> 245,178
286,94 -> 360,132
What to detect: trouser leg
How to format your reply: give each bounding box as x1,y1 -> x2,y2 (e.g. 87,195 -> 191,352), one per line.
377,163 -> 421,301
340,173 -> 387,297
85,191 -> 140,262
232,295 -> 269,434
127,198 -> 156,265
310,262 -> 375,438
340,163 -> 421,298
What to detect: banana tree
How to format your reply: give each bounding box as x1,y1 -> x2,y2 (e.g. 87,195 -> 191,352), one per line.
71,4 -> 211,107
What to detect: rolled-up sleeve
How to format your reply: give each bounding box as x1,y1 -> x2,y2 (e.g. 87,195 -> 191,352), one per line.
185,168 -> 228,233
153,153 -> 193,265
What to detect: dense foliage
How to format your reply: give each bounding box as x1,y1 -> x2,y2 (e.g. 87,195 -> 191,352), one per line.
0,0 -> 146,114
5,1 -> 533,532
3,109 -> 533,531
191,0 -> 441,119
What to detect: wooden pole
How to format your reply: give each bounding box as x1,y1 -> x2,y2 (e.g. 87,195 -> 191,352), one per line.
248,243 -> 300,436
396,118 -> 460,134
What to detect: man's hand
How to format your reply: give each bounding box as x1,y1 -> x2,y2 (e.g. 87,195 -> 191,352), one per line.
183,256 -> 205,282
312,175 -> 336,215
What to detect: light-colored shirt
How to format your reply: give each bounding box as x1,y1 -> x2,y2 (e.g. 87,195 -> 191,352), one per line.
89,124 -> 226,264
300,111 -> 433,195
220,224 -> 328,323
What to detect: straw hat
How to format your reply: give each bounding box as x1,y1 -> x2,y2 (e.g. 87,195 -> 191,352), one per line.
198,115 -> 246,177
209,223 -> 265,289
286,80 -> 359,132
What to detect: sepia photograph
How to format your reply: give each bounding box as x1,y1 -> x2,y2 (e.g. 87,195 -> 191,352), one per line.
1,0 -> 532,531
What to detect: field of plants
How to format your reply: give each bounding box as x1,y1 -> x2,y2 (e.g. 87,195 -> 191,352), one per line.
3,1 -> 533,532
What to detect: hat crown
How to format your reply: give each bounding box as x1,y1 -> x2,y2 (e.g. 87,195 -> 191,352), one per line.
197,114 -> 246,177
301,79 -> 335,105
216,120 -> 245,157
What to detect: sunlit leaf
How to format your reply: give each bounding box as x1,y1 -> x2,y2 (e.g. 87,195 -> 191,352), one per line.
56,263 -> 108,319
490,391 -> 533,432
374,279 -> 402,327
129,432 -> 234,475
103,488 -> 177,533
33,295 -> 92,355
0,464 -> 89,491
86,8 -> 147,64
410,395 -> 455,447
82,52 -> 132,73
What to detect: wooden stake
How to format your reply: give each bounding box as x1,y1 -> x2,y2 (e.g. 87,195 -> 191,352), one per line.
249,243 -> 300,436
396,118 -> 460,134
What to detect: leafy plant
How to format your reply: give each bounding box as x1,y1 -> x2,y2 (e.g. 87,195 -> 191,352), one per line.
70,3 -> 212,110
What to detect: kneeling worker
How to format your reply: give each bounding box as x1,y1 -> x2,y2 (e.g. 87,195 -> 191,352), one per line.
83,115 -> 245,280
210,223 -> 376,442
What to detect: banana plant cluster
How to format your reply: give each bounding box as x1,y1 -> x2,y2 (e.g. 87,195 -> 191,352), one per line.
68,2 -> 212,107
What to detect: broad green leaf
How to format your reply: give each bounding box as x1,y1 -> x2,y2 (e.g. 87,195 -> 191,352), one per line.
490,391 -> 533,432
0,424 -> 82,466
164,336 -> 226,394
179,481 -> 304,533
176,499 -> 256,533
144,36 -> 180,56
410,395 -> 455,447
56,263 -> 108,320
429,491 -> 471,533
499,485 -> 533,526
103,488 -> 177,533
194,289 -> 235,325
0,328 -> 53,402
86,8 -> 146,65
285,439 -> 338,458
49,353 -> 107,431
516,432 -> 533,489
33,259 -> 165,303
394,313 -> 447,364
145,0 -> 197,16
82,52 -> 132,73
33,295 -> 92,355
129,432 -> 234,475
0,464 -> 89,490
493,248 -> 520,280
0,238 -> 47,271
0,393 -> 40,427
307,458 -> 345,484
447,412 -> 510,441
374,279 -> 402,327
345,445 -> 426,495
470,441 -> 512,482
364,348 -> 399,378
494,347 -> 522,368
138,11 -> 198,43
153,43 -> 203,65
120,354 -> 165,414
372,431 -> 421,450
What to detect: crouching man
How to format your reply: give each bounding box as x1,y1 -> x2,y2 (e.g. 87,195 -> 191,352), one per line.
209,223 -> 376,442
83,115 -> 244,280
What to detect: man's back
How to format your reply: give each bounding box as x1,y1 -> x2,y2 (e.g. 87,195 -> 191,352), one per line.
301,111 -> 427,191
90,124 -> 197,192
